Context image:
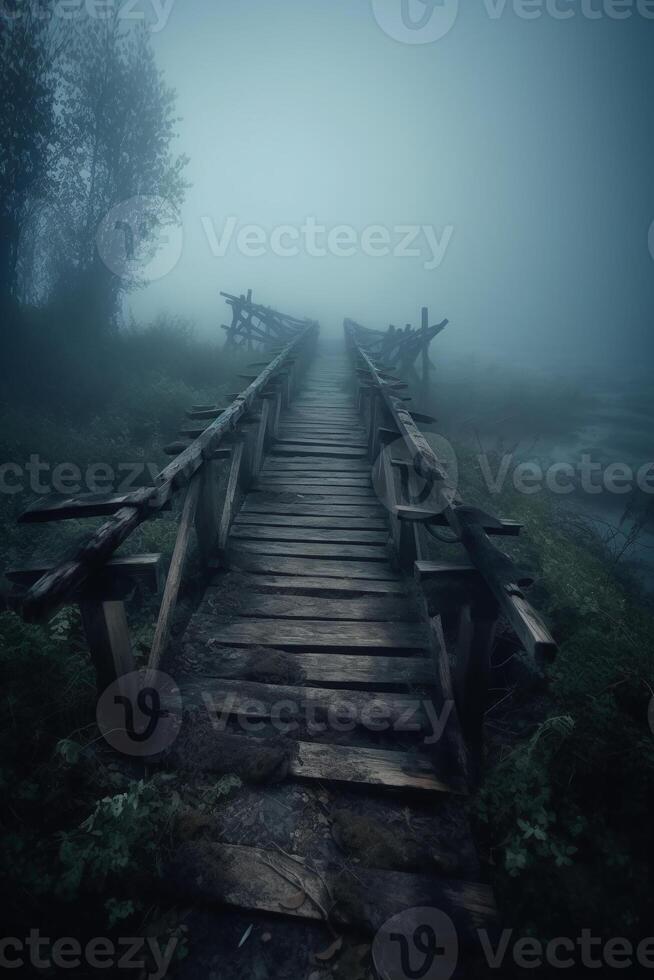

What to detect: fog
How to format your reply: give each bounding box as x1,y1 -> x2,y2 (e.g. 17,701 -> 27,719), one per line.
131,0 -> 654,378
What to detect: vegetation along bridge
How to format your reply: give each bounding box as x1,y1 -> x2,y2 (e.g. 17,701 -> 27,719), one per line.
8,291 -> 557,969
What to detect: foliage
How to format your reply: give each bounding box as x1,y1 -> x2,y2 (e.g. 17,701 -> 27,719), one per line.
451,445 -> 654,939
0,2 -> 60,303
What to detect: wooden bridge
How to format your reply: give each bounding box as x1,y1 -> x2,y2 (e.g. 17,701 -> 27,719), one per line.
8,291 -> 557,971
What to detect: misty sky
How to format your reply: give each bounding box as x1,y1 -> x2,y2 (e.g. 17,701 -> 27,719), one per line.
130,0 -> 654,377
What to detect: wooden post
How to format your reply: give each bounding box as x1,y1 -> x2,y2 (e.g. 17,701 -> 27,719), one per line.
270,390 -> 282,439
380,446 -> 402,561
453,591 -> 499,781
195,458 -> 223,569
80,599 -> 136,693
217,440 -> 245,555
252,397 -> 272,476
421,306 -> 429,392
149,473 -> 202,671
366,392 -> 380,461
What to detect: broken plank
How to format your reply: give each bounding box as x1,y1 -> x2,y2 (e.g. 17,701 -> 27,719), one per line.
170,842 -> 496,934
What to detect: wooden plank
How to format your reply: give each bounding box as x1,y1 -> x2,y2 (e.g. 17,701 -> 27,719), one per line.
278,423 -> 366,433
171,842 -> 496,933
234,513 -> 386,530
242,500 -> 385,518
18,489 -> 154,524
261,458 -> 370,471
223,592 -> 416,621
254,484 -> 376,498
200,645 -> 433,685
270,444 -> 367,458
208,617 -> 428,649
6,554 -> 164,592
183,676 -> 430,723
228,540 -> 388,561
398,507 -> 523,537
257,475 -> 372,487
148,474 -> 202,671
276,434 -> 367,445
228,574 -> 409,597
230,525 -> 387,545
228,553 -> 401,580
294,741 -> 450,791
247,492 -> 381,506
211,572 -> 408,594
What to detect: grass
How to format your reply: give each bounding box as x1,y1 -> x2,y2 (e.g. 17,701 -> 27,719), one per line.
449,445 -> 654,942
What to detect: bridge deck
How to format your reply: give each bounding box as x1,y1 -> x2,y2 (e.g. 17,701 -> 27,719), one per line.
166,347 -> 497,953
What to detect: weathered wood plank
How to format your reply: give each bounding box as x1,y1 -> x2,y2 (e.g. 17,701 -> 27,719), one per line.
230,525 -> 387,545
261,458 -> 370,471
170,842 -> 496,932
254,485 -> 376,498
294,741 -> 449,791
205,592 -> 416,621
18,489 -> 155,524
257,477 -> 373,489
212,573 -> 408,595
270,444 -> 367,458
208,617 -> 428,649
183,676 -> 430,724
228,553 -> 401,580
228,540 -> 388,561
196,645 -> 433,685
234,513 -> 386,530
242,499 -> 385,516
7,553 -> 164,592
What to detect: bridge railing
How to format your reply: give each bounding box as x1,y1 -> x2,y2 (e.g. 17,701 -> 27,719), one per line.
6,300 -> 318,694
345,317 -> 556,773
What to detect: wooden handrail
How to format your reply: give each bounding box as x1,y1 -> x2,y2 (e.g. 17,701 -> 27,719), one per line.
15,316 -> 318,624
345,318 -> 556,663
